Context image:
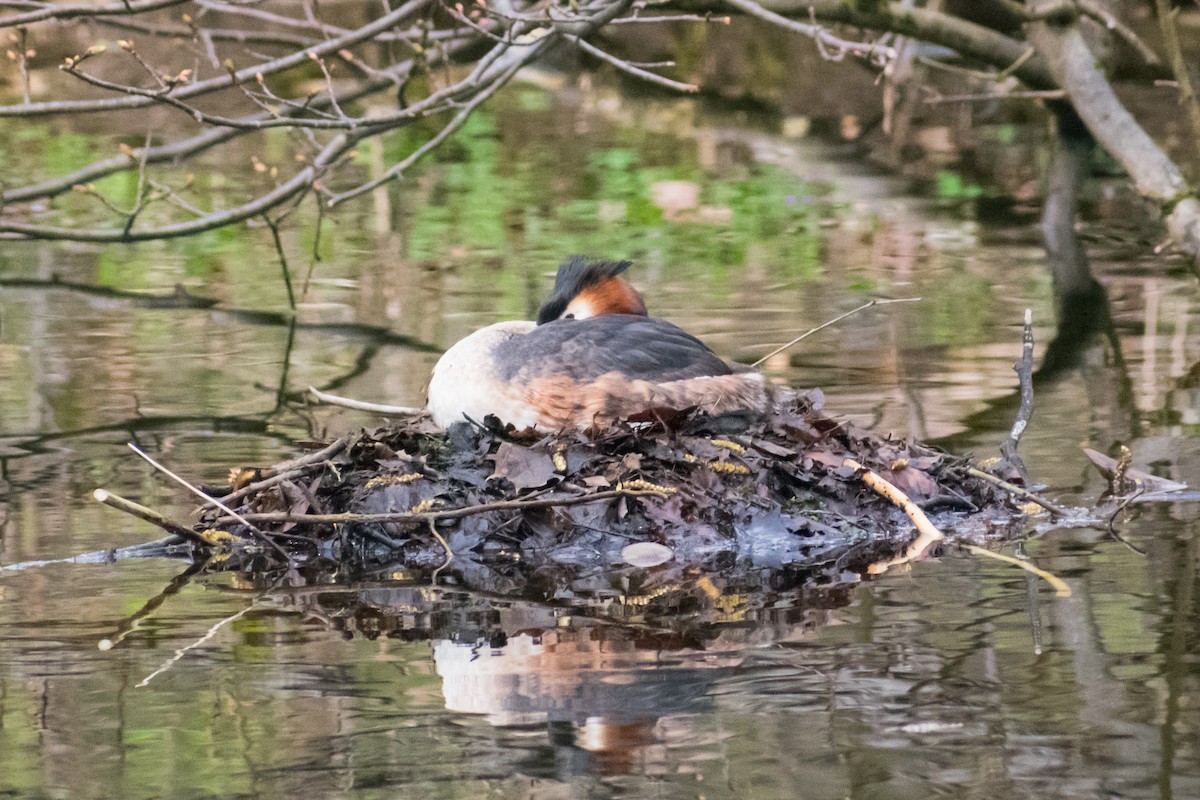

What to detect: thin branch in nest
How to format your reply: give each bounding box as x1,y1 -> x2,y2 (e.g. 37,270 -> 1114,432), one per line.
844,458 -> 944,541
428,517 -> 453,581
966,466 -> 1070,518
1000,308 -> 1034,480
843,457 -> 944,577
844,456 -> 1070,596
307,387 -> 425,416
91,488 -> 208,544
127,443 -> 291,560
751,297 -> 920,369
218,434 -> 353,505
1105,486 -> 1147,555
214,487 -> 673,526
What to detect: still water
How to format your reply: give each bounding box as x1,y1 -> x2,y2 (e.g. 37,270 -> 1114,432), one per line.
1,83 -> 1197,799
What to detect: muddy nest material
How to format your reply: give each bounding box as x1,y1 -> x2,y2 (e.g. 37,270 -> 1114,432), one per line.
187,390 -> 1029,580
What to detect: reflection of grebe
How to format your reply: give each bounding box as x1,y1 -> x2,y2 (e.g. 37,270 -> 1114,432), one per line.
427,257 -> 769,430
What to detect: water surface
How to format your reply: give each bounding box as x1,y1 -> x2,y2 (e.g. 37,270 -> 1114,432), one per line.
1,83 -> 1197,799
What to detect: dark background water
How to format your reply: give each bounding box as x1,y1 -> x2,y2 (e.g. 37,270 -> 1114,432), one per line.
1,81 -> 1198,799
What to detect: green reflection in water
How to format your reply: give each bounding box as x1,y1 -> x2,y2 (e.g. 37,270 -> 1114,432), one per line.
2,79 -> 1198,800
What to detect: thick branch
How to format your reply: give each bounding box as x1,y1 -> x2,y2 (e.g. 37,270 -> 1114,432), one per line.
692,0 -> 1056,89
1026,9 -> 1200,266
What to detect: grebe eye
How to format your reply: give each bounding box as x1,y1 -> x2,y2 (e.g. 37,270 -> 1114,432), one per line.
563,313 -> 575,319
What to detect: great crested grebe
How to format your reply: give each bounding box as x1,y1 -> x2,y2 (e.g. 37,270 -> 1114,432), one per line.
426,257 -> 768,431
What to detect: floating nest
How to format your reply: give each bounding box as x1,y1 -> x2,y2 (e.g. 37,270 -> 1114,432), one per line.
108,389 -> 1057,595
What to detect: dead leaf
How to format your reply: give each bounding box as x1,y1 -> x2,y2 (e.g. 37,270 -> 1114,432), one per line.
880,463 -> 939,504
489,442 -> 557,490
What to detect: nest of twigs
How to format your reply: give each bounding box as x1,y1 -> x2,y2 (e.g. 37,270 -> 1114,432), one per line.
134,389 -> 1044,587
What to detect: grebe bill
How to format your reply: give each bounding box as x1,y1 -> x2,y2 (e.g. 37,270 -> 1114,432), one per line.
426,313 -> 769,431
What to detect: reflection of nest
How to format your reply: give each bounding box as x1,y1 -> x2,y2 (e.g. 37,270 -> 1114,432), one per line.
261,578 -> 858,728
106,390 -> 1032,590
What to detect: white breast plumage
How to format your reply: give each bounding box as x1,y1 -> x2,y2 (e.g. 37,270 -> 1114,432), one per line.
426,320 -> 537,429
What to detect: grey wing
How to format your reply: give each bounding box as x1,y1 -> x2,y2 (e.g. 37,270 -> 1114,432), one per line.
495,315 -> 732,383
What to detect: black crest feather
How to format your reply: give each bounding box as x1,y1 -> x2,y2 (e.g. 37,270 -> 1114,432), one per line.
535,257 -> 634,325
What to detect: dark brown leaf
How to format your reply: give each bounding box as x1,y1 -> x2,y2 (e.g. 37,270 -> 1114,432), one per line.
489,442 -> 557,490
880,464 -> 939,504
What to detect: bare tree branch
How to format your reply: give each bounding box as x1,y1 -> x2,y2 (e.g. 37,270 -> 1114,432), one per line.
1026,1 -> 1200,265
0,0 -> 189,28
0,0 -> 432,117
688,0 -> 1058,88
1,0 -> 1194,267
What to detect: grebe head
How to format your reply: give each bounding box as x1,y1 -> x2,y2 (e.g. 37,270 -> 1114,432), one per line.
535,257 -> 649,324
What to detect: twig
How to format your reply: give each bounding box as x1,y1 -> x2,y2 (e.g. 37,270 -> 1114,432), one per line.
844,458 -> 944,542
995,46 -> 1037,81
844,458 -> 944,575
961,544 -> 1072,597
213,487 -> 671,526
1151,0 -> 1200,165
92,488 -> 208,544
1000,308 -> 1034,479
966,466 -> 1070,518
14,25 -> 31,104
428,517 -> 453,581
573,36 -> 698,93
924,89 -> 1066,105
215,465 -> 316,510
217,434 -> 353,505
1080,0 -> 1163,71
3,0 -> 430,117
0,0 -> 187,28
325,50 -> 532,207
751,297 -> 920,368
722,0 -> 896,65
1106,485 -> 1146,555
308,386 -> 425,415
608,13 -> 731,25
127,443 -> 291,559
